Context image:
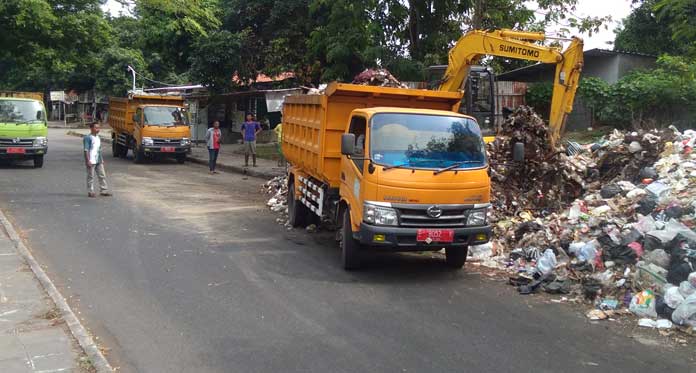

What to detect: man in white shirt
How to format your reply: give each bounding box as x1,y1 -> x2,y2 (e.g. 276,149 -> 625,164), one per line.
83,123 -> 111,198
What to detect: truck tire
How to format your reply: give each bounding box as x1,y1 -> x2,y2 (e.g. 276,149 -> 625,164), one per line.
287,183 -> 308,227
341,209 -> 362,270
445,247 -> 468,269
134,148 -> 145,164
112,142 -> 121,158
33,155 -> 44,168
176,154 -> 186,164
119,145 -> 128,158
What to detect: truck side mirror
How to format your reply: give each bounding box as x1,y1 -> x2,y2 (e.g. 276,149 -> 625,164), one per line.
132,113 -> 139,124
512,142 -> 525,162
341,133 -> 356,155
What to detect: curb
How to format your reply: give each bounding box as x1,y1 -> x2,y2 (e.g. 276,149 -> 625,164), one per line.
66,131 -> 283,179
66,131 -> 112,144
186,155 -> 283,179
0,209 -> 114,373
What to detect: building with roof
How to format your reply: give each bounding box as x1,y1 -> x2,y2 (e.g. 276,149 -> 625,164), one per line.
497,49 -> 657,130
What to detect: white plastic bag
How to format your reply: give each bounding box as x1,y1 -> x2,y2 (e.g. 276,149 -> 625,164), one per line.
672,293 -> 696,327
629,290 -> 657,318
535,249 -> 557,276
664,285 -> 685,309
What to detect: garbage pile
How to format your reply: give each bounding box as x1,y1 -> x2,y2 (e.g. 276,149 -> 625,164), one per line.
488,106 -> 586,222
484,109 -> 696,333
264,176 -> 289,225
352,68 -> 407,88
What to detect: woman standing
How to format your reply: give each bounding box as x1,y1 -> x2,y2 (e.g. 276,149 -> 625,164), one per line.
206,120 -> 222,174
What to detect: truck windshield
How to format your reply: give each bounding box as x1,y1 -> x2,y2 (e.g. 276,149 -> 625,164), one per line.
0,100 -> 44,123
143,107 -> 185,126
370,113 -> 486,170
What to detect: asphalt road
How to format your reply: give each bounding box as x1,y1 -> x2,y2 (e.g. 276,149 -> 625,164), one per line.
0,129 -> 693,373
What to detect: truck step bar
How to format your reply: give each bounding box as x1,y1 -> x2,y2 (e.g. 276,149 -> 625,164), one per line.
297,176 -> 325,217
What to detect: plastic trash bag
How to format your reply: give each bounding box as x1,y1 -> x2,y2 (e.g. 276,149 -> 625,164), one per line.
664,285 -> 685,309
535,249 -> 557,276
672,293 -> 696,327
679,281 -> 696,298
643,249 -> 670,269
469,243 -> 493,259
629,290 -> 657,318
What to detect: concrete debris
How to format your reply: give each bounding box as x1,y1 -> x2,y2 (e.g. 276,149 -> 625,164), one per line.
352,68 -> 407,88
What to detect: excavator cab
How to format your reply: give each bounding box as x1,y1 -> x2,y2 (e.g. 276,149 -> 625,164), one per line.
463,66 -> 496,137
426,65 -> 496,137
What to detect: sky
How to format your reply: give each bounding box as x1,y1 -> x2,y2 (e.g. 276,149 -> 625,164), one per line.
102,0 -> 634,50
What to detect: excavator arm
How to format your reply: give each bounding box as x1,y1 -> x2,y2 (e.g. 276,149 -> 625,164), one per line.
438,29 -> 584,146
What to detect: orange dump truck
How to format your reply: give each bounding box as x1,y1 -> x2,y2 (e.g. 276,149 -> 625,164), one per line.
109,94 -> 191,163
282,83 -> 492,270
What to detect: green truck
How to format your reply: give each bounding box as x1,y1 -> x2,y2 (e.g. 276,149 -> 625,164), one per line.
0,92 -> 48,168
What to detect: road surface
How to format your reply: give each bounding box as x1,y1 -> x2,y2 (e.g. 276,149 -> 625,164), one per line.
0,130 -> 693,372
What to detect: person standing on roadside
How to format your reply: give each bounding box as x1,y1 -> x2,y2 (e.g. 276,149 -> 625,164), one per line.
83,123 -> 111,198
206,120 -> 222,174
240,113 -> 261,167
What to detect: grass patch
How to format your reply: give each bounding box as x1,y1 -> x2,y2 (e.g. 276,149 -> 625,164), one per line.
78,355 -> 96,373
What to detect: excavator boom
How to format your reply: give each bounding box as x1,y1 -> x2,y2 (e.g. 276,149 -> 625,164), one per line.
438,29 -> 584,146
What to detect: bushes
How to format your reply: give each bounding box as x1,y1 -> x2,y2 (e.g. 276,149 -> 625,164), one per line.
524,56 -> 696,129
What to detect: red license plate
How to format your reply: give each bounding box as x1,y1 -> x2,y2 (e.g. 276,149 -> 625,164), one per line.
7,147 -> 25,154
161,147 -> 175,152
417,229 -> 454,243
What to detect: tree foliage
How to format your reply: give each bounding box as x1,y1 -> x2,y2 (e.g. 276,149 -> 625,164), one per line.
614,0 -> 683,55
526,57 -> 696,129
2,0 -> 615,94
0,0 -> 110,91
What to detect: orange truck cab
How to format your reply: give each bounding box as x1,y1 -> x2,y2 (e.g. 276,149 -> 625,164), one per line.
108,94 -> 191,164
282,83 -> 491,270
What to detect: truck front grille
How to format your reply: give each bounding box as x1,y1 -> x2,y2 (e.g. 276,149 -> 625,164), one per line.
0,138 -> 33,147
394,204 -> 469,228
152,138 -> 181,146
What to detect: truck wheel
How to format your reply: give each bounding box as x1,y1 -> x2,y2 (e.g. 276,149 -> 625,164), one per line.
134,148 -> 145,164
176,154 -> 186,164
112,142 -> 122,158
119,145 -> 128,158
341,209 -> 362,270
33,155 -> 44,168
287,183 -> 308,227
445,247 -> 468,269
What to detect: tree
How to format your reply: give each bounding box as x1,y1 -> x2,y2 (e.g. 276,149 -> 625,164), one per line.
93,46 -> 148,96
0,0 -> 110,91
655,0 -> 696,56
614,0 -> 682,55
131,0 -> 221,82
188,30 -> 246,92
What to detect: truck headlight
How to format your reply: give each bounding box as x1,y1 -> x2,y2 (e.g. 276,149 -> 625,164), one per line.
180,138 -> 191,146
466,208 -> 488,226
33,137 -> 47,147
363,202 -> 398,226
142,137 -> 154,146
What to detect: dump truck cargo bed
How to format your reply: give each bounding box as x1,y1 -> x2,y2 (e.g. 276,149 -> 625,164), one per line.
282,83 -> 463,188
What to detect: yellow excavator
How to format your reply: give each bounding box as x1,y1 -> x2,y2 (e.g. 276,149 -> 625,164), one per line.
435,29 -> 584,146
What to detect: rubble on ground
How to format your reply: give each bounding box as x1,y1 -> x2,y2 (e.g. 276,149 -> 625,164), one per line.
352,68 -> 407,88
264,176 -> 290,227
483,106 -> 696,335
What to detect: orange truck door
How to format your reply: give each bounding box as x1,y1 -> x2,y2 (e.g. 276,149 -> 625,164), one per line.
340,115 -> 368,230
